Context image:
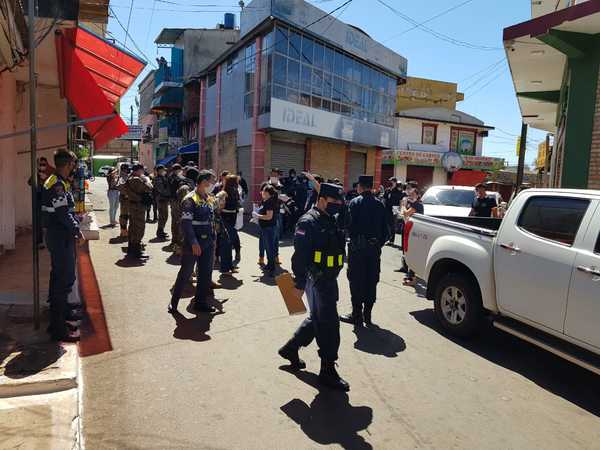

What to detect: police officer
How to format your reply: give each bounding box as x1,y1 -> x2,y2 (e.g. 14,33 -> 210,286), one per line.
168,164 -> 186,253
169,170 -> 218,314
341,175 -> 389,327
124,164 -> 153,258
278,183 -> 350,392
42,150 -> 82,342
116,163 -> 130,238
153,164 -> 171,239
383,177 -> 406,245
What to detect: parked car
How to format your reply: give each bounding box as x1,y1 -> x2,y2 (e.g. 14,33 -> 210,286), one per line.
97,165 -> 114,177
404,189 -> 600,374
421,185 -> 502,217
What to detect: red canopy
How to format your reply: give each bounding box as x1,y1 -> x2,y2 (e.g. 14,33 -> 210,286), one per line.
56,27 -> 146,150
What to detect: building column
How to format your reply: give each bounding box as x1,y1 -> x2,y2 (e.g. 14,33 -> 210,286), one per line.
304,138 -> 312,171
251,36 -> 266,202
343,143 -> 350,189
0,72 -> 16,251
213,65 -> 222,173
374,147 -> 383,189
198,78 -> 207,168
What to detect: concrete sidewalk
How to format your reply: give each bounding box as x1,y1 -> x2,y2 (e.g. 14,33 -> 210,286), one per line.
0,233 -> 81,450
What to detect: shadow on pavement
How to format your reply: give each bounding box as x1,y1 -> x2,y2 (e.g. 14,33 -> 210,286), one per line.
3,343 -> 64,379
217,274 -> 243,290
165,254 -> 181,266
108,236 -> 127,245
148,236 -> 169,244
171,310 -> 219,342
115,257 -> 148,268
352,325 -> 406,358
410,308 -> 600,417
280,370 -> 373,449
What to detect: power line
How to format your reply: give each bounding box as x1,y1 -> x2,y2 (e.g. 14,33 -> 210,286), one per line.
109,7 -> 157,67
145,0 -> 158,51
382,0 -> 476,44
461,60 -> 505,92
459,57 -> 506,84
123,0 -> 135,47
462,70 -> 505,101
375,0 -> 502,51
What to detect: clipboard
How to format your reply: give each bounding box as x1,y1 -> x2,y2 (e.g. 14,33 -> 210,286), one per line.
275,272 -> 307,316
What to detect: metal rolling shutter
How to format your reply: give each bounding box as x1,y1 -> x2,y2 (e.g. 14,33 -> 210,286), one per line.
270,141 -> 305,175
348,151 -> 366,186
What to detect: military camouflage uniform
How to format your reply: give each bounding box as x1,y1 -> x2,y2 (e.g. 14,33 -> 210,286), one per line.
123,175 -> 153,256
117,174 -> 129,236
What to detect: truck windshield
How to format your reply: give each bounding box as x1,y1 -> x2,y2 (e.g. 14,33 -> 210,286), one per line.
422,189 -> 475,207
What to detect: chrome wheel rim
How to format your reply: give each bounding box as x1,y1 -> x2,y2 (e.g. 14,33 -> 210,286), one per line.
441,286 -> 467,325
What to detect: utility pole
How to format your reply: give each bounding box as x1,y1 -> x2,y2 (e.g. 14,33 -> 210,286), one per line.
516,122 -> 528,193
130,105 -> 134,163
28,0 -> 40,330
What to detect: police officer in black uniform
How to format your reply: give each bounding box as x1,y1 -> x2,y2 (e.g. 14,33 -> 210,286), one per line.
278,183 -> 350,391
42,150 -> 83,342
341,175 -> 389,327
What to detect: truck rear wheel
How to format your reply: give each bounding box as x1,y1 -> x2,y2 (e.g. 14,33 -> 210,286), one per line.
434,273 -> 483,338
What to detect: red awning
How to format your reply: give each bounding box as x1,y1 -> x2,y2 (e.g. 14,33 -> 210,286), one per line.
56,27 -> 146,150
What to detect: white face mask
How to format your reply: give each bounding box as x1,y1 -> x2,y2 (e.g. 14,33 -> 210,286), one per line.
270,176 -> 278,184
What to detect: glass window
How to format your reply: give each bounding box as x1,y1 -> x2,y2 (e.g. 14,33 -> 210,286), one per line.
289,31 -> 301,60
287,59 -> 300,89
263,30 -> 274,55
332,102 -> 341,113
342,79 -> 351,104
273,84 -> 286,100
352,59 -> 361,83
273,53 -> 287,85
332,76 -> 343,102
343,54 -> 353,80
388,76 -> 396,96
422,124 -> 437,145
301,64 -> 311,93
518,197 -> 590,246
352,84 -> 362,107
322,72 -> 332,99
300,93 -> 310,106
313,42 -> 323,68
341,104 -> 351,116
301,36 -> 313,64
311,96 -> 322,109
334,50 -> 344,76
312,69 -> 323,96
322,99 -> 331,111
323,46 -> 334,73
595,233 -> 600,254
287,89 -> 299,104
275,26 -> 288,55
244,92 -> 254,119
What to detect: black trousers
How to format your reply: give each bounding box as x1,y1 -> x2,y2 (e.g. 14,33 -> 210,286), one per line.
172,241 -> 214,306
46,230 -> 76,337
347,245 -> 381,311
289,277 -> 340,362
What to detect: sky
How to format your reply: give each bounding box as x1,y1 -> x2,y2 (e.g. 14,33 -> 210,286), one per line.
107,0 -> 548,167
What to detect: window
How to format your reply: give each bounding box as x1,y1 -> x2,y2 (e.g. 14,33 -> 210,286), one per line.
595,232 -> 600,254
301,64 -> 311,93
273,84 -> 286,100
273,53 -> 287,85
312,69 -> 323,96
287,59 -> 300,89
322,72 -> 332,99
323,46 -> 334,73
289,31 -> 301,60
450,128 -> 476,155
313,42 -> 323,68
422,124 -> 437,145
518,196 -> 590,246
226,53 -> 237,74
275,27 -> 288,55
334,50 -> 344,76
301,36 -> 313,64
208,70 -> 217,87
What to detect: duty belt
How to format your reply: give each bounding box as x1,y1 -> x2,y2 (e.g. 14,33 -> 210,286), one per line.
192,220 -> 211,225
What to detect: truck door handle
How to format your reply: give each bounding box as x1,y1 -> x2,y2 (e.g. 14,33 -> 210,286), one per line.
577,265 -> 600,277
500,243 -> 521,253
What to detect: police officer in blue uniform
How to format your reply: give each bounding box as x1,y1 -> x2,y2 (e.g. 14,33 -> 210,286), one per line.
169,170 -> 218,314
42,150 -> 83,342
278,183 -> 350,391
341,175 -> 389,327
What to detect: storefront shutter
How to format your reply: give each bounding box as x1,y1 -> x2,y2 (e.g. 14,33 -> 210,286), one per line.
348,151 -> 366,186
270,141 -> 306,176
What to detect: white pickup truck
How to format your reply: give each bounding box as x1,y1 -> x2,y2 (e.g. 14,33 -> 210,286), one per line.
405,189 -> 600,374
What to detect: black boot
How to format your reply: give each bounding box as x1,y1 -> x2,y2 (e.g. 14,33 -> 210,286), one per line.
340,307 -> 363,327
278,343 -> 306,370
363,304 -> 374,327
318,360 -> 350,391
234,248 -> 241,265
168,297 -> 179,314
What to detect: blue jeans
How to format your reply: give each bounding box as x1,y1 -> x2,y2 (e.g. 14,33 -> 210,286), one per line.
107,190 -> 120,224
260,226 -> 276,271
219,225 -> 234,272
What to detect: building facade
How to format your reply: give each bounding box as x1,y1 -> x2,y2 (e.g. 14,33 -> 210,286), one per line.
196,0 -> 407,200
504,0 -> 600,189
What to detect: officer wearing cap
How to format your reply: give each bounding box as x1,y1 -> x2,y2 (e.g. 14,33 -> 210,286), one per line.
116,163 -> 130,238
42,150 -> 83,342
153,164 -> 170,239
278,183 -> 350,391
341,175 -> 389,327
169,170 -> 218,314
123,163 -> 153,258
168,163 -> 186,253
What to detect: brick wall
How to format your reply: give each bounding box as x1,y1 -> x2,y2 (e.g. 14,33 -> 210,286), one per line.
589,69 -> 600,188
310,139 -> 346,181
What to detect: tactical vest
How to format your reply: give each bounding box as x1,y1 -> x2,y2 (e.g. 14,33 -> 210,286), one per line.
309,211 -> 346,280
41,174 -> 75,228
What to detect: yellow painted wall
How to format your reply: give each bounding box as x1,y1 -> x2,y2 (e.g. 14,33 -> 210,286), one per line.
397,76 -> 464,112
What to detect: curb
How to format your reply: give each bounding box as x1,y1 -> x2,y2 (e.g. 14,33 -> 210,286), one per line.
0,343 -> 78,399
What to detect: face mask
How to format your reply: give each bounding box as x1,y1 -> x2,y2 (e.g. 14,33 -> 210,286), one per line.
325,202 -> 342,216
175,170 -> 183,177
207,183 -> 215,192
159,171 -> 166,177
270,176 -> 278,184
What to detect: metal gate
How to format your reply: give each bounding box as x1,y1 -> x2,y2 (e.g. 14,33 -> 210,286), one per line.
270,141 -> 305,175
348,151 -> 366,186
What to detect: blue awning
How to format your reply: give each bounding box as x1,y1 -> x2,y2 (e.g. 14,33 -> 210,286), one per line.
178,142 -> 198,155
156,154 -> 177,166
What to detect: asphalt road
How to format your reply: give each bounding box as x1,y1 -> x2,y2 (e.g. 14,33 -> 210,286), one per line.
81,179 -> 600,450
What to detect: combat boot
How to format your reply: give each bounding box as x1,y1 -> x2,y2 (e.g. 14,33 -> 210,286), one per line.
340,307 -> 363,327
278,342 -> 306,370
120,228 -> 128,238
363,304 -> 374,327
168,297 -> 179,314
318,361 -> 350,391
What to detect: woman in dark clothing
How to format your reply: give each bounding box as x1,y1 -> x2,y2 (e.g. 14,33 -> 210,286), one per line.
401,183 -> 424,286
218,175 -> 242,274
253,184 -> 278,275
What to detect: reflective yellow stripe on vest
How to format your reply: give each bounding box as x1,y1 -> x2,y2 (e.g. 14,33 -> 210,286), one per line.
338,254 -> 343,266
314,251 -> 322,263
327,256 -> 334,267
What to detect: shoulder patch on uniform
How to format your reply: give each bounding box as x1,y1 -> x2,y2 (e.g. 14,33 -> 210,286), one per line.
295,228 -> 306,236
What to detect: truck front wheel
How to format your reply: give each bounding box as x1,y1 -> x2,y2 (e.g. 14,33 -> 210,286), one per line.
434,273 -> 483,338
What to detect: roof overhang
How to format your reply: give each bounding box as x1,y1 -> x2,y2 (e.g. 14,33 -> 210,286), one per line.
503,1 -> 600,132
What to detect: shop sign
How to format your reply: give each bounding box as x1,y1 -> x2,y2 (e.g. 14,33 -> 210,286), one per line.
384,149 -> 504,170
441,152 -> 464,172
